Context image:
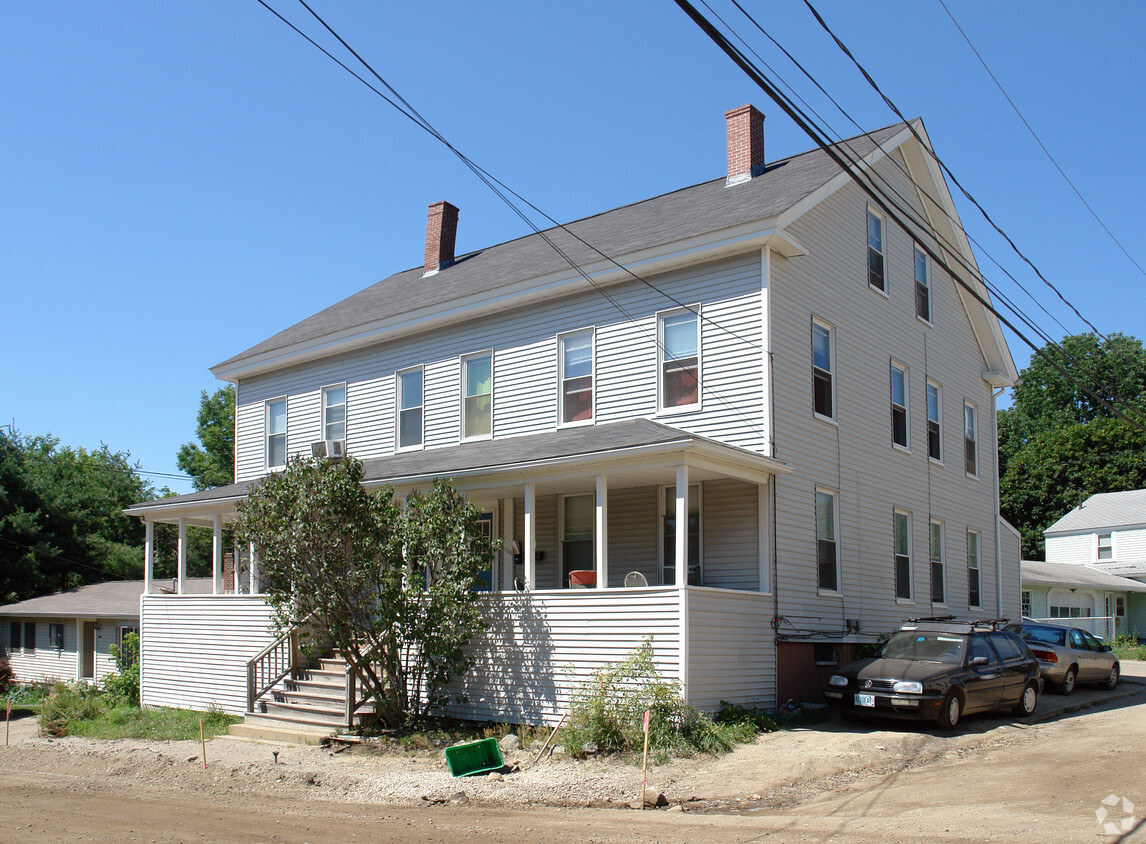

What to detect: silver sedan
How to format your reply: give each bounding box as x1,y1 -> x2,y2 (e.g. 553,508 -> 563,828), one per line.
1005,621 -> 1120,694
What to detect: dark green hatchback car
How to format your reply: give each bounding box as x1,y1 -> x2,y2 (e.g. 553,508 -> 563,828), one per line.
824,619 -> 1043,729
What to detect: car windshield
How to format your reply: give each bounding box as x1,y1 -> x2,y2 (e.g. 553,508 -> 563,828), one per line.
1010,625 -> 1066,646
879,631 -> 965,663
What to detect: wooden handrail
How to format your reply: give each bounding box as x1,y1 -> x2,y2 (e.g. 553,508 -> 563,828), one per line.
246,613 -> 317,714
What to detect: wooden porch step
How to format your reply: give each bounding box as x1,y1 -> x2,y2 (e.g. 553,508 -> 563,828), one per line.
232,713 -> 336,743
288,678 -> 346,697
263,700 -> 367,726
303,668 -> 349,684
277,688 -> 345,707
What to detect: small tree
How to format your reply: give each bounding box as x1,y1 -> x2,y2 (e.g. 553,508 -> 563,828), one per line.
235,457 -> 493,727
104,632 -> 140,707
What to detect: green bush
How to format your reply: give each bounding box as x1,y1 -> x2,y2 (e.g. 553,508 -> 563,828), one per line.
39,682 -> 105,736
103,632 -> 139,707
1112,632 -> 1146,661
562,638 -> 757,763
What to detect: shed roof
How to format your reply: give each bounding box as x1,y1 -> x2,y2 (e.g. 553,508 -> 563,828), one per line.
1044,489 -> 1146,534
1020,560 -> 1146,592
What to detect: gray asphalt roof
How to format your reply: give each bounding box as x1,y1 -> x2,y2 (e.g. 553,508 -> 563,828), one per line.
213,123 -> 908,372
0,578 -> 214,618
1044,489 -> 1146,534
1020,560 -> 1146,592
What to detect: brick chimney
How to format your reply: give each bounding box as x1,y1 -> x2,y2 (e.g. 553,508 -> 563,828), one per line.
423,200 -> 459,276
725,105 -> 765,185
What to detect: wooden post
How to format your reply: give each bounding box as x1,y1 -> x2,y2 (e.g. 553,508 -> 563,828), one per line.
143,519 -> 154,595
523,482 -> 536,590
595,475 -> 608,589
176,518 -> 187,595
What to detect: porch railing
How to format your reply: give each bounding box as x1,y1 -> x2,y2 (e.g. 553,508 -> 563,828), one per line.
245,613 -> 317,714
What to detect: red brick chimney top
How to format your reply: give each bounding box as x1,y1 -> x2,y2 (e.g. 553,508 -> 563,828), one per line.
424,200 -> 459,275
725,105 -> 765,185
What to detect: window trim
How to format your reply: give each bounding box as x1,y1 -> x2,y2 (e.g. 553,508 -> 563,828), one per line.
930,519 -> 946,606
867,206 -> 886,294
320,383 -> 347,444
926,380 -> 942,463
557,328 -> 595,428
967,529 -> 982,609
812,318 -> 836,423
48,622 -> 65,650
894,509 -> 913,603
657,307 -> 702,414
265,397 -> 288,471
816,487 -> 841,596
1097,532 -> 1113,561
460,351 -> 494,441
914,243 -> 932,323
964,401 -> 978,478
890,361 -> 909,451
395,366 -> 425,452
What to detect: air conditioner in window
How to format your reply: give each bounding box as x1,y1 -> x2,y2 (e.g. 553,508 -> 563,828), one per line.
311,439 -> 345,459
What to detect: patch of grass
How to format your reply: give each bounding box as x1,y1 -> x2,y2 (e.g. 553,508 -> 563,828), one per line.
1112,633 -> 1146,662
38,682 -> 237,740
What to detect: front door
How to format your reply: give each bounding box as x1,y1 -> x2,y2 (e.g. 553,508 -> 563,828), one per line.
81,622 -> 96,680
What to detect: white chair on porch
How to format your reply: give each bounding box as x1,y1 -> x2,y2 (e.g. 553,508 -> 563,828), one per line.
624,571 -> 648,588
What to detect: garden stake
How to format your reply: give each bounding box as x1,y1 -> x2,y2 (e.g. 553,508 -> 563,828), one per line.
6,698 -> 11,747
640,709 -> 650,809
199,718 -> 207,769
532,712 -> 567,765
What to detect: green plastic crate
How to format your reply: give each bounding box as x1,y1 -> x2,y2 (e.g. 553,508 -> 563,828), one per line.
445,737 -> 505,777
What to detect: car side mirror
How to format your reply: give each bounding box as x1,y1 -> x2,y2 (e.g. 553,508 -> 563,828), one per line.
1101,644 -> 1112,653
970,656 -> 989,667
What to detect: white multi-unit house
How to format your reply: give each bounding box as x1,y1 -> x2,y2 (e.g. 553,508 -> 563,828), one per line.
1024,490 -> 1146,639
126,105 -> 1021,725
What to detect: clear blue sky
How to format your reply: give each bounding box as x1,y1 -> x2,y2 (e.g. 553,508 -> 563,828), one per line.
3,2 -> 1144,495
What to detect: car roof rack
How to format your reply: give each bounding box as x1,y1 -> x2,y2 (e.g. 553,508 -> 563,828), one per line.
904,615 -> 957,623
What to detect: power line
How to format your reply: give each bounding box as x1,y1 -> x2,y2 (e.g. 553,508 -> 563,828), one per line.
0,536 -> 134,583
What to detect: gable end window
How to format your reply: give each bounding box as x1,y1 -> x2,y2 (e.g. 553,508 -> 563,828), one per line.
812,320 -> 835,420
660,310 -> 699,410
926,381 -> 942,461
867,208 -> 885,291
930,520 -> 945,604
462,352 -> 493,439
397,367 -> 424,450
266,398 -> 287,470
891,362 -> 908,448
559,330 -> 594,425
816,489 -> 840,593
964,402 -> 978,476
894,510 -> 912,601
967,530 -> 981,608
1097,533 -> 1113,561
321,385 -> 346,443
914,244 -> 931,321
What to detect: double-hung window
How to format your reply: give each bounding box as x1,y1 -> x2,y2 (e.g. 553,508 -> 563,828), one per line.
397,367 -> 423,450
914,244 -> 931,321
891,362 -> 908,448
660,310 -> 699,410
266,399 -> 287,470
321,384 -> 346,442
48,623 -> 65,650
1098,533 -> 1113,561
964,402 -> 978,476
930,520 -> 945,604
559,330 -> 594,424
926,381 -> 942,461
462,352 -> 493,439
894,510 -> 912,601
867,208 -> 885,291
1021,590 -> 1031,617
967,530 -> 981,608
812,320 -> 835,420
816,489 -> 840,593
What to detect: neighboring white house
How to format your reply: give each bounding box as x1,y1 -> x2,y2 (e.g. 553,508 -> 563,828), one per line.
125,104 -> 1020,723
1032,490 -> 1146,638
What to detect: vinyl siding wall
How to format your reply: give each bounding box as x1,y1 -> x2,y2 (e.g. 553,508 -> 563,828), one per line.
1,617 -> 127,683
1048,527 -> 1146,566
685,588 -> 774,710
140,596 -> 277,714
232,254 -> 766,482
769,152 -> 1009,641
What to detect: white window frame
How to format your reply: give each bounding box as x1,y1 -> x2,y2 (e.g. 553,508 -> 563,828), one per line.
321,383 -> 347,443
657,307 -> 701,414
891,361 -> 909,451
816,487 -> 841,595
460,351 -> 494,441
964,401 -> 978,478
914,243 -> 931,323
930,520 -> 946,606
967,529 -> 982,609
395,366 -> 424,452
812,318 -> 836,422
867,206 -> 886,293
265,397 -> 288,471
894,509 -> 913,603
658,483 -> 702,586
926,380 -> 942,463
1021,590 -> 1031,618
557,328 -> 595,427
1097,532 -> 1113,561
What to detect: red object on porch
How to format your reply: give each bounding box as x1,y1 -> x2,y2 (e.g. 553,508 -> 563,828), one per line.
569,570 -> 596,588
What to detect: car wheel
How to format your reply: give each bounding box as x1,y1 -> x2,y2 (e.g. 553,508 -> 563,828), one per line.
936,691 -> 962,730
1058,666 -> 1078,696
1012,682 -> 1038,717
1101,663 -> 1120,690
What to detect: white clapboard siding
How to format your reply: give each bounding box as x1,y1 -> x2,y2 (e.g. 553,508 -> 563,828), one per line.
439,588 -> 682,725
685,588 -> 775,710
1113,528 -> 1146,563
606,485 -> 659,586
701,479 -> 759,590
140,596 -> 277,714
0,617 -> 127,684
1045,533 -> 1097,565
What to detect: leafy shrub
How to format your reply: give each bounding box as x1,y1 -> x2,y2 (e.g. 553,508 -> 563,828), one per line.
103,633 -> 139,707
1113,632 -> 1146,661
716,700 -> 779,732
0,652 -> 12,690
562,638 -> 757,763
39,682 -> 105,736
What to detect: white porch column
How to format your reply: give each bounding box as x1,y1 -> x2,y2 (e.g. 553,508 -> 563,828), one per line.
675,464 -> 689,588
176,518 -> 187,595
523,482 -> 536,590
595,474 -> 608,589
75,618 -> 83,681
249,542 -> 261,596
501,497 -> 515,591
143,520 -> 154,596
212,515 -> 223,596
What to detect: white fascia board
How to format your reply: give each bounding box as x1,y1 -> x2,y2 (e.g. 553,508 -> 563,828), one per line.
123,496 -> 246,525
211,223 -> 805,382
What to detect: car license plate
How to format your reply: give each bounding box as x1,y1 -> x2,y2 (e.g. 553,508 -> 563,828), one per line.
854,693 -> 875,707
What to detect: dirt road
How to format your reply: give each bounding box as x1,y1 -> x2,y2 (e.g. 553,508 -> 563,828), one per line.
2,686 -> 1145,843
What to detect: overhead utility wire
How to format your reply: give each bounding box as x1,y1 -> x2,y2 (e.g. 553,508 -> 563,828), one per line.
799,0 -> 1106,342
716,0 -> 1071,342
672,0 -> 1146,433
257,1 -> 767,438
938,0 -> 1146,281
